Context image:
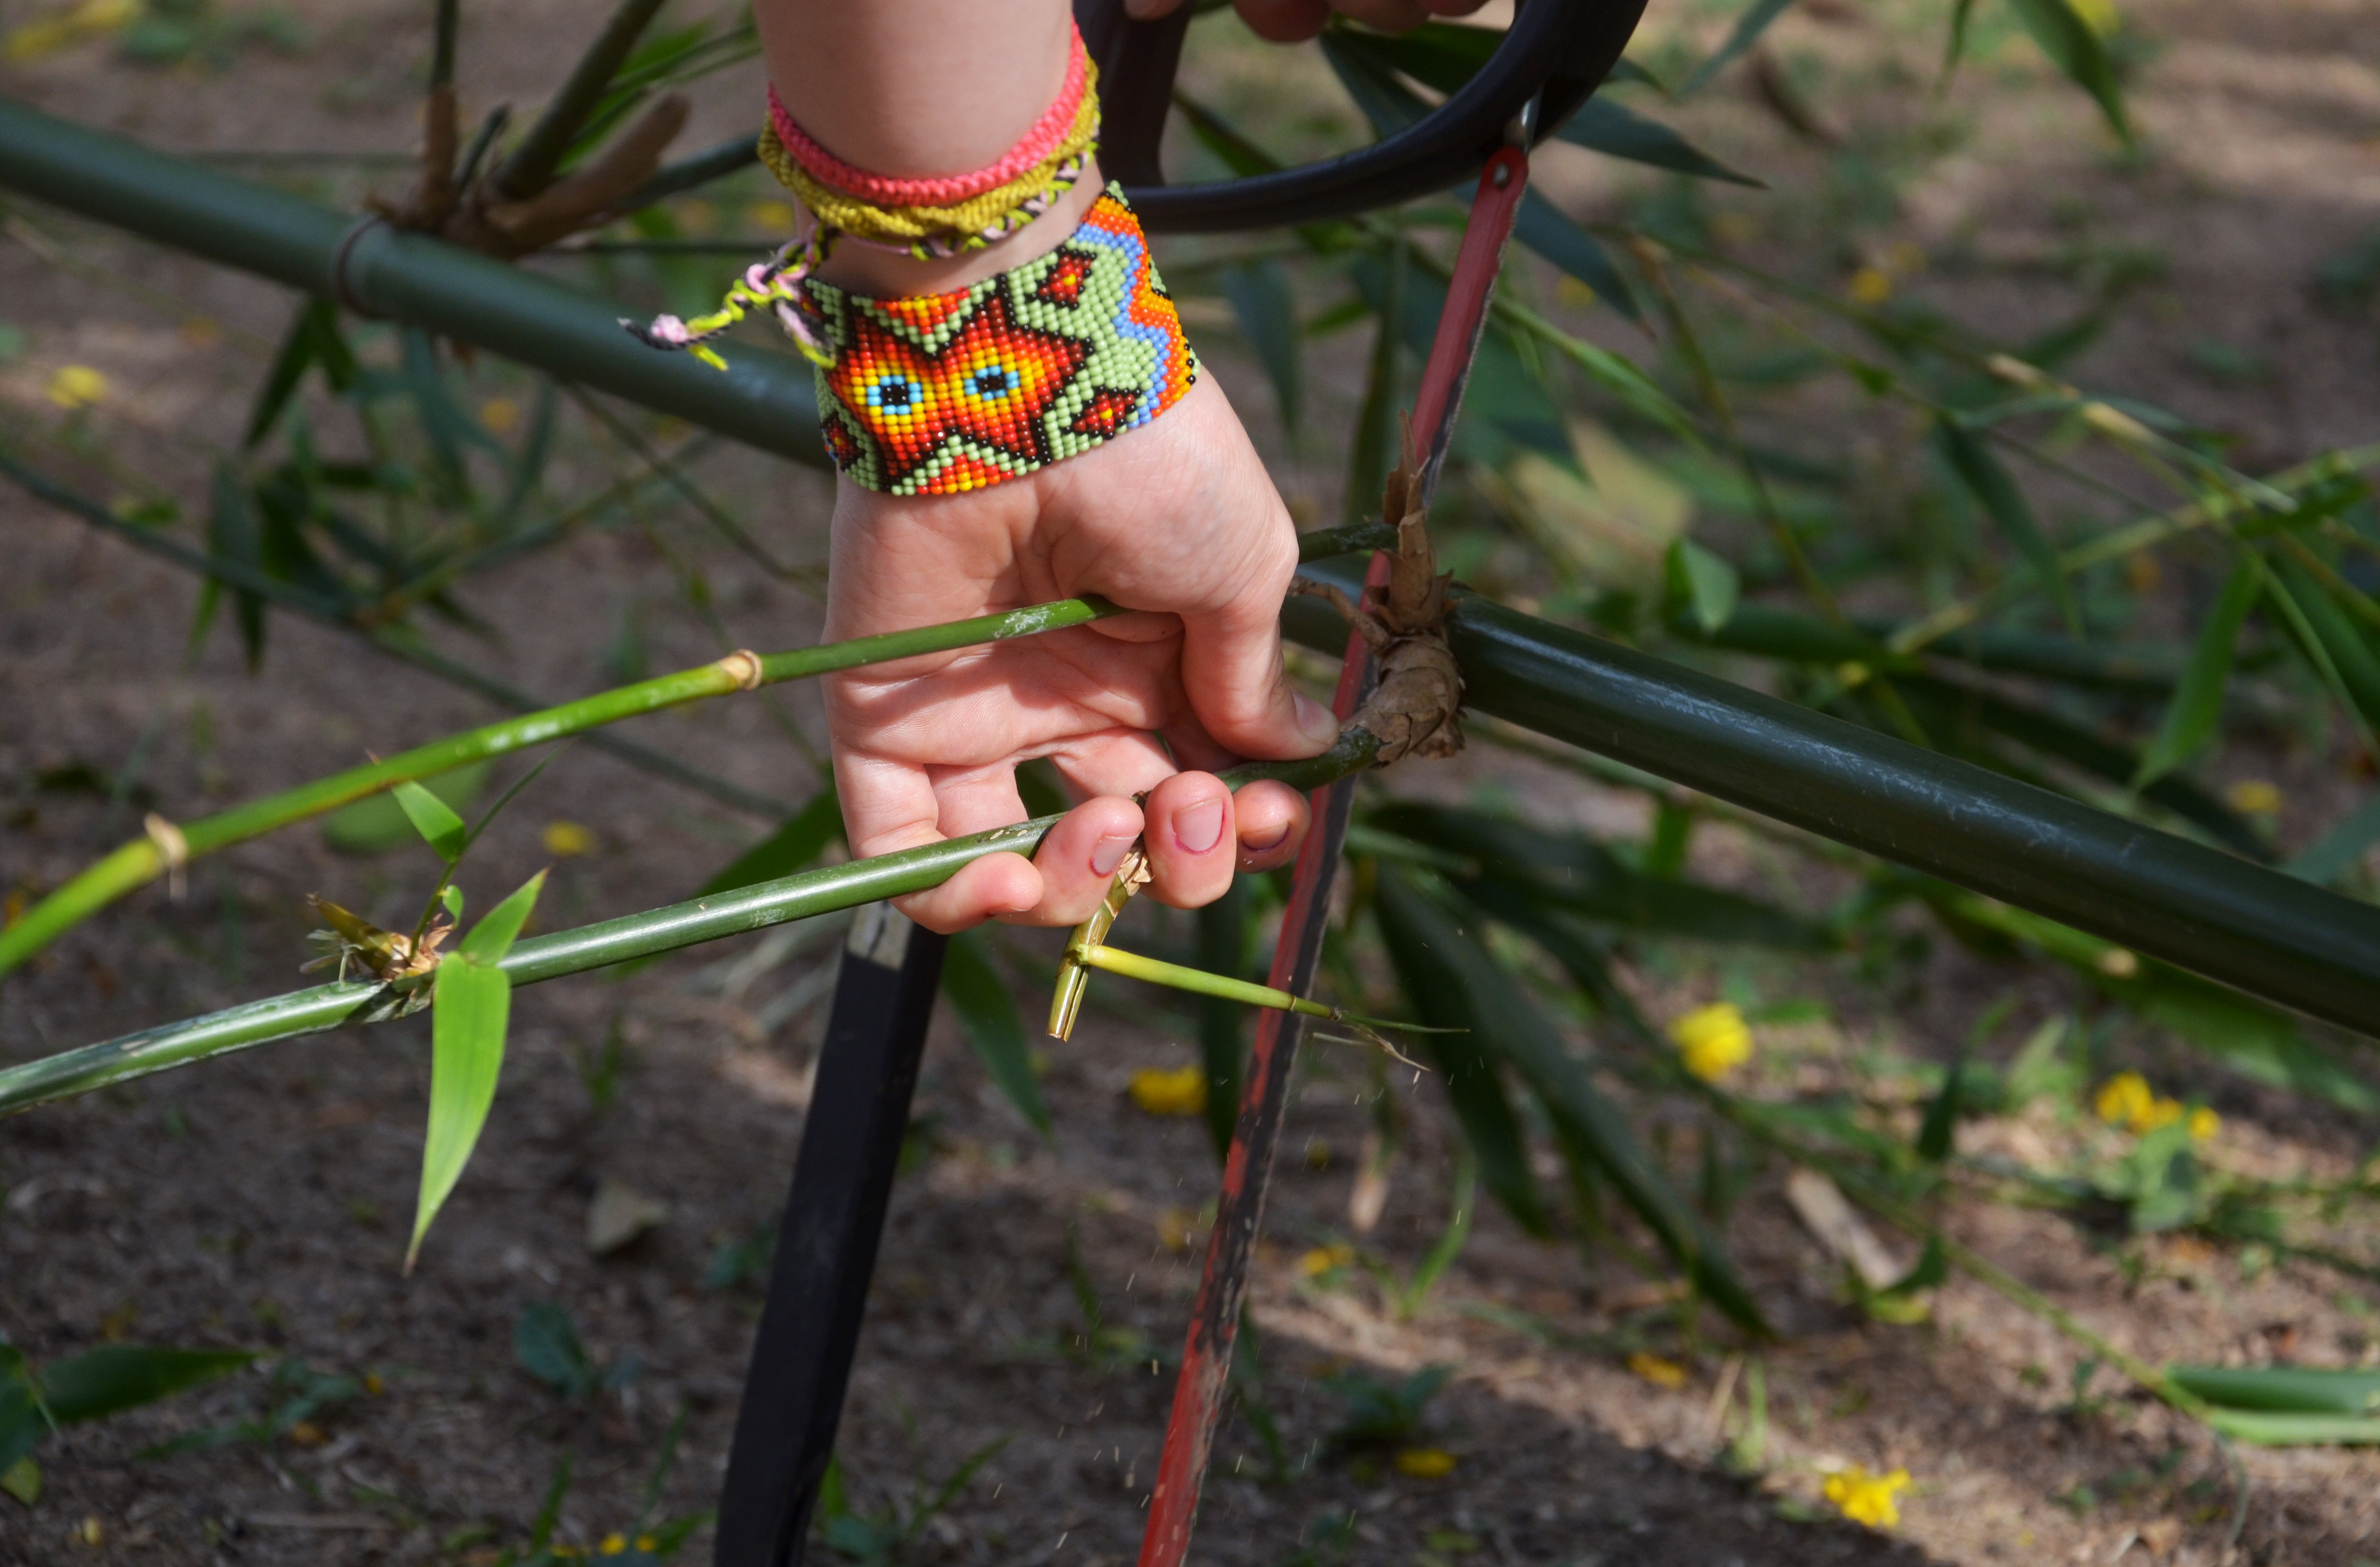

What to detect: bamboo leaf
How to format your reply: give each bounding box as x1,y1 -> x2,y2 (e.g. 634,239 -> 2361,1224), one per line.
243,300 -> 326,450
2134,563 -> 2258,787
2169,1365 -> 2380,1417
1370,881 -> 1553,1239
461,870 -> 546,964
1665,538 -> 1740,634
411,950 -> 512,1270
2274,555 -> 2380,736
1915,1046 -> 1967,1163
2002,0 -> 2131,145
942,931 -> 1050,1137
1510,193 -> 1643,320
1370,803 -> 1828,949
1935,419 -> 2079,635
2204,1410 -> 2380,1446
206,464 -> 266,671
1372,869 -> 1768,1333
1220,259 -> 1304,437
1556,96 -> 1762,187
322,762 -> 491,857
1680,0 -> 1799,94
37,1347 -> 255,1425
392,780 -> 469,864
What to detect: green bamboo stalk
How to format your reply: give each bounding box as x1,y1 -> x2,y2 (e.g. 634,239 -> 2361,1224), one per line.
0,597 -> 1128,979
488,0 -> 670,200
0,740 -> 1379,1117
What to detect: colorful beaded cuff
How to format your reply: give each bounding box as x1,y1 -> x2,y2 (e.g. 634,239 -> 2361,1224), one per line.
805,184 -> 1197,496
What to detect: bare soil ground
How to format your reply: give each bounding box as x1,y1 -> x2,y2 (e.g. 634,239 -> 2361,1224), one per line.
5,2 -> 2380,1566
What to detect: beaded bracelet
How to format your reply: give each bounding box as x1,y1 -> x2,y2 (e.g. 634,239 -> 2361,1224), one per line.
806,184 -> 1197,495
625,20 -> 1105,370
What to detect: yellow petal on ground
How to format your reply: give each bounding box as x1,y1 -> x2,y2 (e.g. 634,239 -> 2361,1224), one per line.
1822,1464 -> 1910,1530
2225,779 -> 2282,815
1627,1351 -> 1689,1389
2,0 -> 137,62
479,397 -> 521,436
2188,1105 -> 2221,1141
599,1535 -> 628,1555
1848,267 -> 1892,306
1393,1447 -> 1457,1479
2138,1097 -> 2185,1133
2094,1071 -> 2155,1129
1127,1064 -> 1206,1117
1297,1243 -> 1355,1278
45,364 -> 108,409
1669,1003 -> 1753,1083
542,820 -> 595,857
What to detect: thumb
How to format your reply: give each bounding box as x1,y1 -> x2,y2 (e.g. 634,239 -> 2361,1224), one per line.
1177,592 -> 1341,761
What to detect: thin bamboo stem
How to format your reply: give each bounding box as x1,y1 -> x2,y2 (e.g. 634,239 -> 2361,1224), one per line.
0,597 -> 1126,977
0,742 -> 1380,1117
1074,943 -> 1338,1020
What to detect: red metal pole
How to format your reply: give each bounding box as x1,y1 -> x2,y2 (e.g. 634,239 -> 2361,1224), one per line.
1135,139 -> 1535,1567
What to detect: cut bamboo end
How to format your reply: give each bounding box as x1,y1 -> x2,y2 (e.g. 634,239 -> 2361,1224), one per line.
716,649 -> 764,691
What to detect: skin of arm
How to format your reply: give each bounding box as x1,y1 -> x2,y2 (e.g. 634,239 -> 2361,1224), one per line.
755,0 -> 1332,933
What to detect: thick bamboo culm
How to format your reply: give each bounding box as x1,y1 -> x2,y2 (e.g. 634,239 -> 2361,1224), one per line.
1,100 -> 2378,1042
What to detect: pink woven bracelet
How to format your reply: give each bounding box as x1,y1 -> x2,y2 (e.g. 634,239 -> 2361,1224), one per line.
766,21 -> 1089,207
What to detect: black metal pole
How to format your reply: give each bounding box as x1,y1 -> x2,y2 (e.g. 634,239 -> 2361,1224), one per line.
713,906 -> 948,1567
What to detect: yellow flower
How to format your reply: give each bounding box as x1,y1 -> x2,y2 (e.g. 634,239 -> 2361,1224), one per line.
542,820 -> 596,858
1847,267 -> 1893,306
1822,1464 -> 1910,1530
74,1515 -> 105,1546
479,397 -> 521,435
1393,1447 -> 1457,1478
1554,275 -> 1598,309
599,1534 -> 628,1555
1627,1351 -> 1689,1389
1670,1003 -> 1752,1083
288,1420 -> 327,1446
2225,780 -> 2282,816
2094,1071 -> 2156,1130
635,1538 -> 657,1553
2188,1105 -> 2221,1141
2,0 -> 136,62
1158,1208 -> 1202,1253
749,199 -> 797,231
1297,1243 -> 1355,1278
45,364 -> 108,409
1128,1064 -> 1206,1117
364,1373 -> 385,1395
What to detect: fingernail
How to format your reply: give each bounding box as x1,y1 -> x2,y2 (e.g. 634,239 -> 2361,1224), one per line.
1175,797 -> 1226,856
1090,833 -> 1136,877
1294,692 -> 1341,748
1244,821 -> 1291,853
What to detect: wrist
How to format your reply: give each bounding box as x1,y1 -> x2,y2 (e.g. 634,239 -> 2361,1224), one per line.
810,156 -> 1107,298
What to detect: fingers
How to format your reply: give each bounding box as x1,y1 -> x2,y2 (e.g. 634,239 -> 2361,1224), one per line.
1230,0 -> 1333,41
1325,0 -> 1433,31
1177,592 -> 1341,763
1231,780 -> 1309,873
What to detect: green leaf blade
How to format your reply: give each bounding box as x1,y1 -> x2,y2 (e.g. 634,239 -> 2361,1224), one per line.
392,780 -> 469,864
2134,562 -> 2257,787
942,930 -> 1050,1137
461,870 -> 547,965
410,951 -> 513,1270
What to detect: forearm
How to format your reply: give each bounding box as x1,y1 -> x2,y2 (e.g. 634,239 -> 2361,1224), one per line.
756,0 -> 1076,179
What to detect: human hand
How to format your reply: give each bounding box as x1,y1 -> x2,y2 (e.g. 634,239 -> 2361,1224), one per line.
821,373 -> 1337,935
1125,0 -> 1490,45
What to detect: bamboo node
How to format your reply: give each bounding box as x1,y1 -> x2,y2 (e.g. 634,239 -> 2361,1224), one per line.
144,813 -> 190,900
1329,428 -> 1464,768
717,649 -> 765,691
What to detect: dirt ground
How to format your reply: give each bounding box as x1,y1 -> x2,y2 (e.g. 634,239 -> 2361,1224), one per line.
5,1 -> 2380,1565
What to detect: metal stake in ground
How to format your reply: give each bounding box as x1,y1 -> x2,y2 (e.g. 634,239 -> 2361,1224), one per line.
1135,134 -> 1538,1567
